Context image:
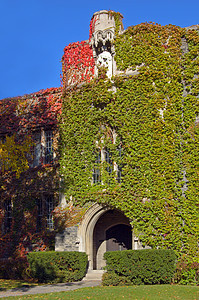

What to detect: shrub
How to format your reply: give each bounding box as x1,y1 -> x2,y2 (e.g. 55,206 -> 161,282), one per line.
0,257 -> 29,280
174,257 -> 199,285
27,251 -> 88,283
103,249 -> 176,286
102,272 -> 131,286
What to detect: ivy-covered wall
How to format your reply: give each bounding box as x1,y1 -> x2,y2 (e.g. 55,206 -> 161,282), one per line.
60,22 -> 199,264
0,88 -> 62,261
0,11 -> 198,282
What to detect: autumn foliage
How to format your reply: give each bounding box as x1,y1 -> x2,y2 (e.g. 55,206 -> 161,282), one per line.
62,41 -> 95,88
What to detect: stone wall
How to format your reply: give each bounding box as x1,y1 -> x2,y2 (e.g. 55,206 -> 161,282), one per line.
55,226 -> 79,251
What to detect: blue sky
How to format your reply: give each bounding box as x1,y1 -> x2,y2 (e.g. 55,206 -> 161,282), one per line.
0,0 -> 198,99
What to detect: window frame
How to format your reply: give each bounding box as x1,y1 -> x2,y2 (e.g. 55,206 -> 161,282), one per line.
44,130 -> 54,165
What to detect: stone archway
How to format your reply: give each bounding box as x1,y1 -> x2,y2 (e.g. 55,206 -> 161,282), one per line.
78,203 -> 132,270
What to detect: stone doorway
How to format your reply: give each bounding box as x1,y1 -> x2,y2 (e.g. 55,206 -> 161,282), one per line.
77,203 -> 133,270
92,209 -> 132,270
56,203 -> 145,269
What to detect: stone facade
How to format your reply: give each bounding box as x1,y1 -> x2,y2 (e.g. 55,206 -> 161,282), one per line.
55,226 -> 79,252
55,203 -> 146,270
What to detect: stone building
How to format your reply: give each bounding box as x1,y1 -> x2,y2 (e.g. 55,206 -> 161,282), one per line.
57,10 -> 199,270
56,10 -> 146,270
0,10 -> 198,271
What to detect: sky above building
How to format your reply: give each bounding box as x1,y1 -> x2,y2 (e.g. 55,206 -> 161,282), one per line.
0,0 -> 198,99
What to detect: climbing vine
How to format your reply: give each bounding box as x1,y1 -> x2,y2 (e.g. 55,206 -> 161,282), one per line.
181,29 -> 199,260
0,14 -> 198,282
108,11 -> 123,35
60,22 -> 199,269
0,88 -> 62,267
62,41 -> 95,89
0,87 -> 62,135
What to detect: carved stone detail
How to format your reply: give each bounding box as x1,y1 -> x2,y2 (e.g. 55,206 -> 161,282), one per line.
91,29 -> 114,47
97,50 -> 113,78
90,10 -> 121,77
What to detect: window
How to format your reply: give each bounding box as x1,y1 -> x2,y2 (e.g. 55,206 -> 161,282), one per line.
36,195 -> 54,230
92,144 -> 122,184
45,195 -> 54,229
30,130 -> 54,167
4,199 -> 12,232
105,148 -> 113,175
117,166 -> 122,183
44,131 -> 53,164
117,146 -> 122,183
93,152 -> 101,183
31,132 -> 41,167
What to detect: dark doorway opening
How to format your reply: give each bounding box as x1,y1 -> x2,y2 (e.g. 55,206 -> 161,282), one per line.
93,209 -> 132,269
106,224 -> 132,251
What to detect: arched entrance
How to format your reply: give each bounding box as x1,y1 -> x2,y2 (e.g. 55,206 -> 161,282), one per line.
78,204 -> 132,270
93,209 -> 132,269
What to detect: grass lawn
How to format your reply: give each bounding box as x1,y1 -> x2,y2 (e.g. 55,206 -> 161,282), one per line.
0,285 -> 198,300
0,279 -> 39,291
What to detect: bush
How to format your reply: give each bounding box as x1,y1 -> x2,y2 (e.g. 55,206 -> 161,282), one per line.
103,249 -> 176,286
174,257 -> 199,285
0,257 -> 29,280
102,272 -> 131,286
27,251 -> 88,283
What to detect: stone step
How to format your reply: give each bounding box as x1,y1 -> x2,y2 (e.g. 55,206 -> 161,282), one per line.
83,270 -> 104,281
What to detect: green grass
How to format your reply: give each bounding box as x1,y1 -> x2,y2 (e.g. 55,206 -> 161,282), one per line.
0,279 -> 39,291
1,285 -> 198,300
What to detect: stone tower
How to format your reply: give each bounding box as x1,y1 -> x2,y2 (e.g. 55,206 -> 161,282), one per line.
90,10 -> 123,78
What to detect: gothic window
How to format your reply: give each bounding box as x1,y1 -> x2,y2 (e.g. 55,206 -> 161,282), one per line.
117,146 -> 122,183
93,152 -> 101,184
44,131 -> 53,164
117,165 -> 122,184
4,199 -> 12,233
30,130 -> 54,167
92,146 -> 122,184
45,195 -> 54,229
105,148 -> 113,175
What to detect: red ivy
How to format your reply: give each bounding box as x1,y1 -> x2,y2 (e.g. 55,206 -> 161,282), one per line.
62,41 -> 95,87
89,15 -> 97,41
0,88 -> 62,134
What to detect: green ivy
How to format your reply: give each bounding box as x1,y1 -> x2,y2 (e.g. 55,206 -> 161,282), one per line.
60,23 -> 199,264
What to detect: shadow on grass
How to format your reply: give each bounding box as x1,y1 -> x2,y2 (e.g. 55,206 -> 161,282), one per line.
0,280 -> 88,292
0,284 -> 36,292
0,279 -> 40,292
